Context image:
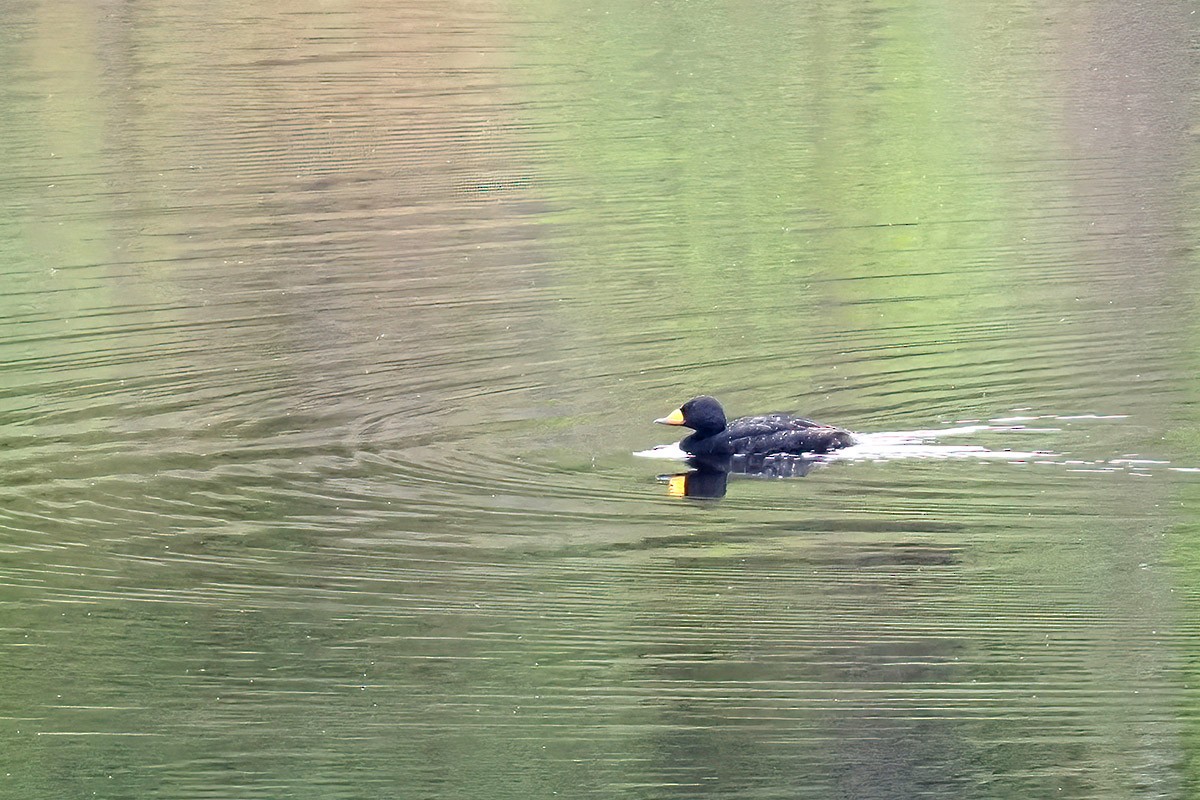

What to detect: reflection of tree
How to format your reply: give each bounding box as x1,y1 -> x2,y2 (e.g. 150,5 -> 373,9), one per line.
621,539 -> 970,797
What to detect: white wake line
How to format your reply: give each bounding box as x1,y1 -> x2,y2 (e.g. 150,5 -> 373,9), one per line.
634,425 -> 1057,463
850,424 -> 1054,445
834,426 -> 1057,461
633,440 -> 1053,464
829,443 -> 1052,462
634,443 -> 1200,472
634,443 -> 689,460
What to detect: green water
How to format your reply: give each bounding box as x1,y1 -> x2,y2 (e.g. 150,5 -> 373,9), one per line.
2,0 -> 1200,797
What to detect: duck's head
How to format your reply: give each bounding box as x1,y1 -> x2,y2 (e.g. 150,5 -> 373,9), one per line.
655,395 -> 727,436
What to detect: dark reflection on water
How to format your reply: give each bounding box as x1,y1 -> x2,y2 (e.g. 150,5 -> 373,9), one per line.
1,0 -> 1199,798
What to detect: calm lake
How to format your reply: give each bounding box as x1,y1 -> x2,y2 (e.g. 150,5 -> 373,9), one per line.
3,0 -> 1200,797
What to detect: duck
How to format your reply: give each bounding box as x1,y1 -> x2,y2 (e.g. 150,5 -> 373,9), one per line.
655,395 -> 856,457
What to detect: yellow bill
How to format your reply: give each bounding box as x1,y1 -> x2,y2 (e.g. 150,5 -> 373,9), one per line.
654,408 -> 685,426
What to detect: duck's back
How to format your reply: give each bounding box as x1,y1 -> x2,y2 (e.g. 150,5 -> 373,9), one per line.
724,413 -> 855,455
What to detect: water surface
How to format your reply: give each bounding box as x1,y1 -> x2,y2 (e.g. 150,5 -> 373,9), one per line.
2,0 -> 1200,797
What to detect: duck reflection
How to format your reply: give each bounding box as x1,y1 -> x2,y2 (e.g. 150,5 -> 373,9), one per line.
658,453 -> 824,499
